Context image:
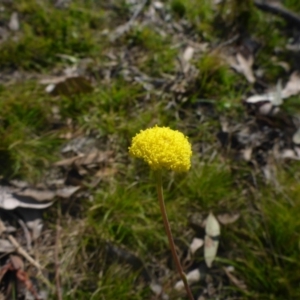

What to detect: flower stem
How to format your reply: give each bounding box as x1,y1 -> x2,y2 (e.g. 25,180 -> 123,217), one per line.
155,170 -> 194,300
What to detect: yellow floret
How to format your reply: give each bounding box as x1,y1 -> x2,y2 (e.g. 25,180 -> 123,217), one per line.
129,125 -> 192,172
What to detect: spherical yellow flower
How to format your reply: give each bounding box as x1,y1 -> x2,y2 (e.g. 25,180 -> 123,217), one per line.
129,125 -> 192,172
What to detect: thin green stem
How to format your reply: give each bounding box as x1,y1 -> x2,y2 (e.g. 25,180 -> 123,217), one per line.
155,170 -> 194,300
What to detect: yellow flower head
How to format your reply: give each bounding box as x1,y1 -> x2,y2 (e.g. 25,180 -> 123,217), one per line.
129,125 -> 192,172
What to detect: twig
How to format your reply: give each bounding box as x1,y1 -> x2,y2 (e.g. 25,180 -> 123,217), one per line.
254,0 -> 300,27
55,220 -> 62,300
7,235 -> 53,290
110,0 -> 148,41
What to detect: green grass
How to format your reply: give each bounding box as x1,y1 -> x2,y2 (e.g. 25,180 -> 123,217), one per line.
1,0 -> 300,299
234,170 -> 300,299
0,0 -> 108,69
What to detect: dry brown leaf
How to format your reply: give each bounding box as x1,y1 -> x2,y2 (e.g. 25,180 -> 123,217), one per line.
95,167 -> 117,178
55,150 -> 112,168
43,76 -> 93,96
54,155 -> 84,167
10,254 -> 24,270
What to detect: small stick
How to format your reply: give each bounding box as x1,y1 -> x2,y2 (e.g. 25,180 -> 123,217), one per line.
8,235 -> 53,290
110,0 -> 148,40
254,0 -> 300,27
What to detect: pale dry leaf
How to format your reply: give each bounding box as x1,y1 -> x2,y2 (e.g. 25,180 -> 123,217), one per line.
55,186 -> 80,198
292,128 -> 300,144
153,1 -> 164,9
246,94 -> 274,104
205,212 -> 220,237
259,102 -> 277,116
181,46 -> 194,73
16,186 -> 79,201
9,180 -> 28,189
272,79 -> 283,106
217,213 -> 240,225
189,237 -> 204,254
0,186 -> 53,210
295,147 -> 300,157
241,148 -> 252,161
204,235 -> 219,268
280,149 -> 300,160
9,12 -> 19,31
77,150 -> 111,166
204,213 -> 220,268
246,72 -> 300,106
236,53 -> 255,83
0,239 -> 15,253
40,75 -> 69,85
281,72 -> 300,98
150,283 -> 162,295
174,269 -> 201,291
55,150 -> 112,168
182,46 -> 194,62
229,52 -> 255,83
95,167 -> 117,178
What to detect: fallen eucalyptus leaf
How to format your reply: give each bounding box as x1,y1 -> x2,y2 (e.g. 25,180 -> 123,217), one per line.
15,186 -> 80,202
0,187 -> 53,210
205,212 -> 220,237
42,76 -> 93,96
246,72 -> 300,108
189,237 -> 204,254
174,269 -> 201,291
204,213 -> 220,268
